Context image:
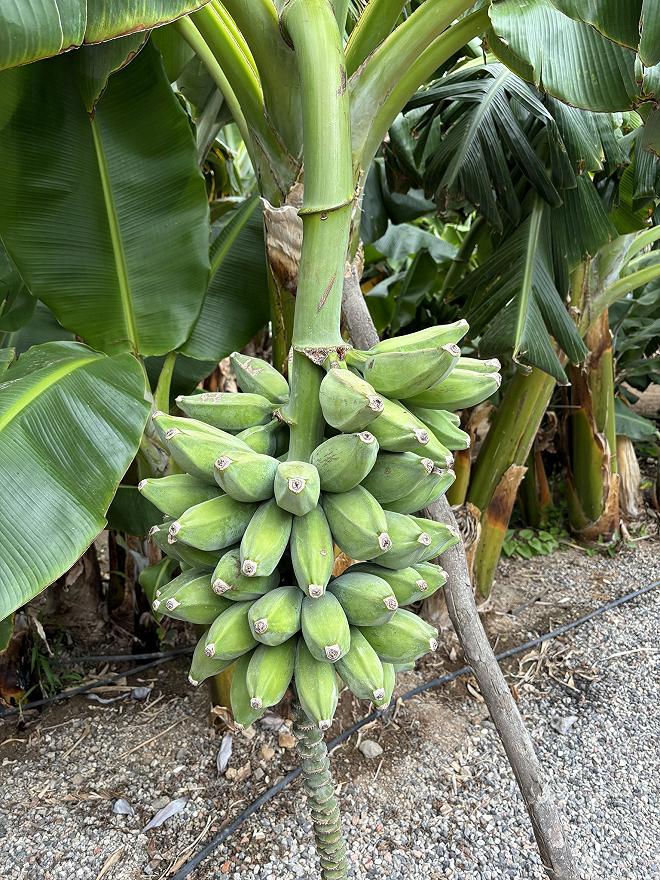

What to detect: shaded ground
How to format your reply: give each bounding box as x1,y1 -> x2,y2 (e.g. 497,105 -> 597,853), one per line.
1,538 -> 659,880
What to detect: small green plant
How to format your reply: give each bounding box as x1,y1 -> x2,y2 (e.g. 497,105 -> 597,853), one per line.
502,526 -> 565,560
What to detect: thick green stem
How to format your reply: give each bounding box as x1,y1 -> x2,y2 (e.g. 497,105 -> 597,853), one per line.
468,368 -> 556,513
280,0 -> 354,461
153,351 -> 178,414
345,0 -> 406,76
293,703 -> 348,880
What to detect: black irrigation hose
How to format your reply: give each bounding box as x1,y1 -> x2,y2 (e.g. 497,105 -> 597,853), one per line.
53,647 -> 196,665
0,648 -> 194,719
170,578 -> 660,880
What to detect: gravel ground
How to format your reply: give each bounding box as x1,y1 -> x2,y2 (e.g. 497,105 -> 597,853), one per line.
1,540 -> 659,880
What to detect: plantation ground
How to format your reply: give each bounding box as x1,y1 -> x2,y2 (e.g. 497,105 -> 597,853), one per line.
1,537 -> 659,880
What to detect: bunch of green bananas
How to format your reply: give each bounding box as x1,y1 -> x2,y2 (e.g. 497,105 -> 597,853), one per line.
140,325 -> 500,730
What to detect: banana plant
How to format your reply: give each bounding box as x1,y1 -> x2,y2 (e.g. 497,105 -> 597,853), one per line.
0,2 -> 657,878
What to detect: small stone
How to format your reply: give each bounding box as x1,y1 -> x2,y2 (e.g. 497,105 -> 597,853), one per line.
358,740 -> 383,759
278,730 -> 296,750
551,715 -> 578,735
150,796 -> 170,811
71,773 -> 84,786
260,744 -> 275,762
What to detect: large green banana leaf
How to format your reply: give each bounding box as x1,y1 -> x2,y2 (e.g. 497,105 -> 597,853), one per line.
0,341 -> 150,620
488,0 -> 652,111
0,43 -> 209,357
548,0 -> 660,67
182,195 -> 270,362
0,0 -> 210,71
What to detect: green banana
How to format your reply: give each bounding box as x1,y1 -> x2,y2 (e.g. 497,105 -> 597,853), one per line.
290,505 -> 334,598
383,467 -> 456,515
382,662 -> 396,705
151,566 -> 203,607
409,516 -> 460,560
408,406 -> 471,450
149,523 -> 224,570
211,548 -> 280,601
322,486 -> 391,561
310,431 -> 379,493
176,391 -> 276,431
188,630 -> 235,686
361,451 -> 435,504
301,592 -> 351,662
204,602 -> 257,660
246,638 -> 296,710
347,343 -> 460,399
319,366 -> 384,431
377,511 -> 435,569
401,368 -> 501,410
138,473 -> 222,518
151,411 -> 240,443
328,570 -> 398,626
248,586 -> 303,646
155,570 -> 232,624
240,498 -> 292,576
360,608 -> 439,663
335,627 -> 386,704
457,355 -> 502,374
367,320 -> 469,354
230,651 -> 265,727
168,495 -> 257,551
353,562 -> 443,606
213,448 -> 279,502
230,351 -> 290,403
156,417 -> 251,482
294,638 -> 339,730
369,399 -> 451,466
274,461 -> 320,516
238,419 -> 287,456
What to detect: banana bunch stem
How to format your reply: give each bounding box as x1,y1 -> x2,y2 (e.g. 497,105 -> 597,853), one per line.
293,702 -> 348,880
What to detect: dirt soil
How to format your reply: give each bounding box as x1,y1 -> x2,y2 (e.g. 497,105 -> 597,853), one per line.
1,535 -> 659,880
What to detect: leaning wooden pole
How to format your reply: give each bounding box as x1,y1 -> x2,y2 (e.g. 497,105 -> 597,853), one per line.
341,273 -> 579,880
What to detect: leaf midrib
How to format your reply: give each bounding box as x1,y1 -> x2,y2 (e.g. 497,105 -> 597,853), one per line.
90,116 -> 140,351
0,353 -> 98,433
513,197 -> 545,358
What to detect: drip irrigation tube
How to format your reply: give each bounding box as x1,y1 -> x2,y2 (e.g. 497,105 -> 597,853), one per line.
170,578 -> 660,880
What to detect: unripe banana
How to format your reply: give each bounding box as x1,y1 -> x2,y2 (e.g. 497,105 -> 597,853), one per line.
382,662 -> 396,705
377,511 -> 437,569
238,419 -> 288,456
322,486 -> 391,561
149,523 -> 225,570
408,516 -> 460,561
213,448 -> 279,502
248,586 -> 303,646
367,320 -> 469,354
310,432 -> 379,493
274,461 -> 320,516
360,608 -> 439,663
152,411 -> 241,444
408,406 -> 471,450
383,467 -> 456,515
301,592 -> 351,662
176,391 -> 276,431
204,601 -> 257,660
246,638 -> 296,710
230,351 -> 290,403
319,367 -> 384,432
188,629 -> 235,687
240,499 -> 292,577
211,548 -> 280,601
156,418 -> 251,482
328,571 -> 398,626
151,566 -> 205,607
294,638 -> 339,730
230,651 -> 265,727
290,505 -> 334,598
347,343 -> 460,399
335,627 -> 386,704
168,495 -> 257,551
138,474 -> 222,518
401,368 -> 501,410
361,451 -> 435,503
352,562 -> 444,606
457,356 -> 502,374
155,570 -> 232,624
